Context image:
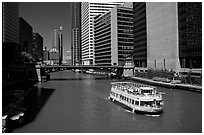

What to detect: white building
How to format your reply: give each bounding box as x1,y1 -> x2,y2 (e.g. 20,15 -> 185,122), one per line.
51,29 -> 59,50
146,2 -> 180,71
81,2 -> 124,65
94,3 -> 133,66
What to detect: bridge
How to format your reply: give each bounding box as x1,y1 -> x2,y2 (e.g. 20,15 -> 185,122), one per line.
38,65 -> 133,74
40,65 -> 126,70
35,65 -> 134,81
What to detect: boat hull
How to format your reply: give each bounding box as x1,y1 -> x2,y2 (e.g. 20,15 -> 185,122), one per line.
109,96 -> 163,115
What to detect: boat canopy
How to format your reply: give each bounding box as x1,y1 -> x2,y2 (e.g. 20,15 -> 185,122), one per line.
140,87 -> 154,91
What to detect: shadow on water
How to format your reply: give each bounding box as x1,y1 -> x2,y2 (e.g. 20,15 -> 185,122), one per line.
3,82 -> 55,133
22,86 -> 55,125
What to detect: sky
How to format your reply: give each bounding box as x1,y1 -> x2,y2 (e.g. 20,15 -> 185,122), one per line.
19,2 -> 72,57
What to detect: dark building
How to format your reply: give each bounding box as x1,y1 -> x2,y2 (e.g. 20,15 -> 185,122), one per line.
19,17 -> 33,56
33,33 -> 43,61
178,2 -> 202,68
2,2 -> 19,66
58,27 -> 63,65
43,46 -> 49,61
71,2 -> 81,65
117,4 -> 134,66
49,48 -> 59,65
3,2 -> 19,44
133,2 -> 147,67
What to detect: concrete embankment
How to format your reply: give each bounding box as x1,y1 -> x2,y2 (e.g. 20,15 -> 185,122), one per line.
131,77 -> 202,93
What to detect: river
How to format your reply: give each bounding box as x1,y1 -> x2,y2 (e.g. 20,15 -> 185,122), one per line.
13,70 -> 202,133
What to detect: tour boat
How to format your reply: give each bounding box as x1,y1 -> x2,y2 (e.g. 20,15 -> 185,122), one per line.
109,82 -> 164,114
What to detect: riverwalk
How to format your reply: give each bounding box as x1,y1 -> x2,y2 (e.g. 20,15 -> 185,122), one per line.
81,70 -> 202,93
131,76 -> 202,93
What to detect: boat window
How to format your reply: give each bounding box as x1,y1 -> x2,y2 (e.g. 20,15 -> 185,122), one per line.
135,101 -> 139,105
132,100 -> 134,104
140,101 -> 145,106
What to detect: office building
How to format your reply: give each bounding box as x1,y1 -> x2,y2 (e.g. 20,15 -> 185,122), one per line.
146,2 -> 180,71
59,26 -> 63,65
3,2 -> 19,44
81,2 -> 124,65
19,17 -> 33,55
94,3 -> 133,66
65,50 -> 72,65
71,2 -> 81,65
33,33 -> 43,61
43,46 -> 49,62
49,48 -> 59,65
2,2 -> 19,65
133,2 -> 147,67
178,2 -> 202,68
133,2 -> 201,71
51,29 -> 59,50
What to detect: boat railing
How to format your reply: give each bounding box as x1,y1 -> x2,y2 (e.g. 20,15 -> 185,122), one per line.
111,82 -> 156,90
112,86 -> 162,98
142,104 -> 162,109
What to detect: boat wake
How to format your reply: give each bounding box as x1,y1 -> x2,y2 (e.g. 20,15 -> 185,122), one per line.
124,109 -> 134,114
145,114 -> 160,117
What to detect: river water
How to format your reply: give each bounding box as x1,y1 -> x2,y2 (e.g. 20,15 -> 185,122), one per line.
13,70 -> 202,133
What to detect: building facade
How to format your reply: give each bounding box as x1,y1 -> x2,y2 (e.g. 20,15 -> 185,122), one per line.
71,2 -> 81,65
81,2 -> 124,65
3,2 -> 19,44
178,2 -> 202,69
43,46 -> 49,62
94,3 -> 133,66
132,2 -> 201,71
49,48 -> 59,65
51,29 -> 59,50
133,2 -> 147,68
59,26 -> 63,65
33,33 -> 43,61
19,17 -> 33,55
146,2 -> 180,71
2,2 -> 19,65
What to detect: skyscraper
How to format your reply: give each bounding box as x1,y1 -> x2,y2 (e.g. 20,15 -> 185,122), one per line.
33,33 -> 43,61
43,46 -> 49,62
133,3 -> 147,68
71,2 -> 81,65
178,2 -> 202,68
2,2 -> 19,65
81,2 -> 124,65
146,2 -> 180,71
59,26 -> 63,65
19,17 -> 33,55
94,3 -> 133,66
3,2 -> 19,44
132,2 -> 201,71
51,29 -> 59,50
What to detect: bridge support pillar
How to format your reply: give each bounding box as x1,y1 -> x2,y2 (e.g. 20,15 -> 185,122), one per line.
35,66 -> 49,82
35,65 -> 42,82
